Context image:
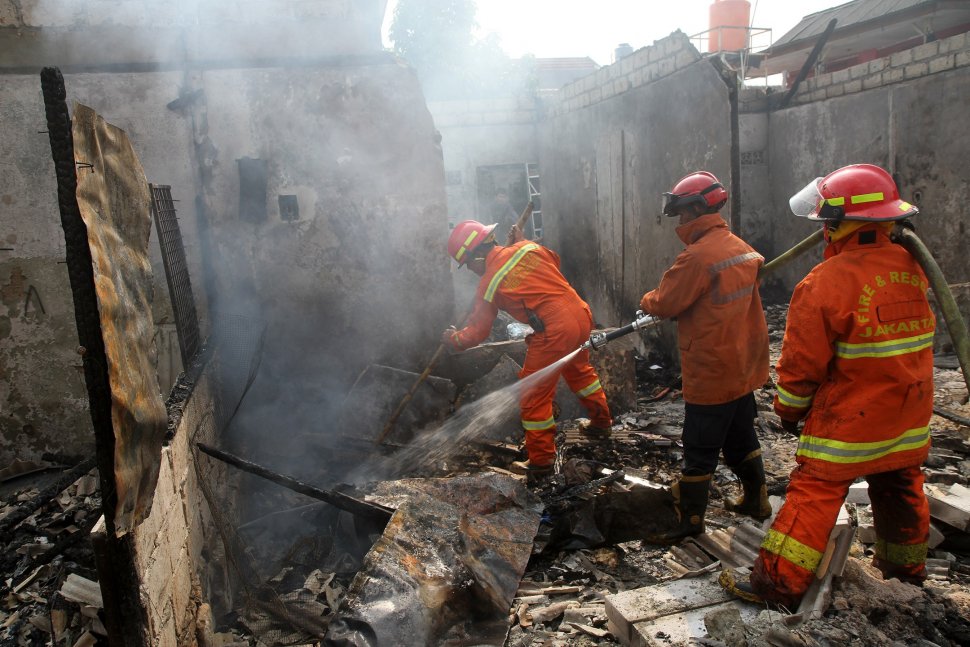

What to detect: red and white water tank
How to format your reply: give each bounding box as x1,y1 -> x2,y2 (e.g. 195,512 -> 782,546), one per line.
708,0 -> 751,53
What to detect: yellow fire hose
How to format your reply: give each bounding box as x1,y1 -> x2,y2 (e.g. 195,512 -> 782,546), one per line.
758,223 -> 970,403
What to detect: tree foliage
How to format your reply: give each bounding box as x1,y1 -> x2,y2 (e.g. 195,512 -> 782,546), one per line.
389,0 -> 535,100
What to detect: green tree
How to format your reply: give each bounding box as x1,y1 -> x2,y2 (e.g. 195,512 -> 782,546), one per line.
389,0 -> 535,100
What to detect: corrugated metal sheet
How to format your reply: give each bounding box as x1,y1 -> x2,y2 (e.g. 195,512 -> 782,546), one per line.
773,0 -> 935,48
72,104 -> 167,536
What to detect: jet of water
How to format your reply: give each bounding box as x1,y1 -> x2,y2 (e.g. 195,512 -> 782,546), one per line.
350,347 -> 584,483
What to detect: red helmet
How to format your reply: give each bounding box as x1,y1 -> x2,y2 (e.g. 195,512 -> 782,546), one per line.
662,171 -> 728,217
789,164 -> 918,221
448,220 -> 497,265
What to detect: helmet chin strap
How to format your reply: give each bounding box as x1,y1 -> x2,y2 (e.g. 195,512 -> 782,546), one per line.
824,220 -> 891,243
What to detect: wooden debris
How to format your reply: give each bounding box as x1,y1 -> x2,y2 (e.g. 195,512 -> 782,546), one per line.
924,482 -> 970,531
567,621 -> 610,638
59,574 -> 103,608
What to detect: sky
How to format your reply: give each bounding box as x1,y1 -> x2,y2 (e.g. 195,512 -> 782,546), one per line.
382,0 -> 850,65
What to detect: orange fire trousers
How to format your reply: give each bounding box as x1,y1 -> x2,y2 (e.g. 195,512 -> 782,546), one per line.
519,303 -> 612,467
751,465 -> 929,608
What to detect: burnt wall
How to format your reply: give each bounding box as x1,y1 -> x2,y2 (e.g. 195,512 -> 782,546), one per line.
537,33 -> 734,339
198,61 -> 453,411
0,1 -> 452,467
0,71 -> 199,464
742,30 -> 970,298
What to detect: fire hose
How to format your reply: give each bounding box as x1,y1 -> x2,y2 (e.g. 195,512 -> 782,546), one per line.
583,225 -> 970,403
580,228 -> 825,352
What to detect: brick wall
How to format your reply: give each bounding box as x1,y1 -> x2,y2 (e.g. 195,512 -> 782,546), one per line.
791,31 -> 970,105
549,32 -> 702,117
132,368 -> 219,647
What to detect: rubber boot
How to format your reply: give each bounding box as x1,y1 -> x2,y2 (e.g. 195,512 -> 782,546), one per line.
510,460 -> 554,486
652,473 -> 711,543
579,419 -> 611,439
724,450 -> 772,521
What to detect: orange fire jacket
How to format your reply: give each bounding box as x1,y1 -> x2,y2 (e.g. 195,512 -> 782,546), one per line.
640,213 -> 769,405
449,241 -> 589,350
773,224 -> 935,480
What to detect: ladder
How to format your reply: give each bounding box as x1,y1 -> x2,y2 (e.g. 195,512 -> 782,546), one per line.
525,162 -> 543,239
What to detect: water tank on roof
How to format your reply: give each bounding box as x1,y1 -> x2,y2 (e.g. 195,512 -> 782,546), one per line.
614,42 -> 634,62
709,0 -> 750,53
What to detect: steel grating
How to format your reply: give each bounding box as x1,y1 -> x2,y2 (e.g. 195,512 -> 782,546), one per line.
150,184 -> 201,368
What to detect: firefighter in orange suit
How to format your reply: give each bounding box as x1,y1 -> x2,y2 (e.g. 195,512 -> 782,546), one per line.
442,220 -> 613,482
640,171 -> 771,543
721,163 -> 934,607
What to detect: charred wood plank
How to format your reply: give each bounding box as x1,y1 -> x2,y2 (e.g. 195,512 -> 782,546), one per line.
196,443 -> 392,523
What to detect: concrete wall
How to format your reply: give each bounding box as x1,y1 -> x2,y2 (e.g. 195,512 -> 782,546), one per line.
538,33 -> 734,336
428,97 -> 539,318
429,97 -> 539,223
198,61 -> 453,392
742,30 -> 970,297
0,1 -> 452,469
0,71 -> 199,464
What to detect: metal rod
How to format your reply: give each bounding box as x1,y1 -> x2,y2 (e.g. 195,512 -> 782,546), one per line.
375,343 -> 446,446
776,18 -> 838,110
196,443 -> 392,523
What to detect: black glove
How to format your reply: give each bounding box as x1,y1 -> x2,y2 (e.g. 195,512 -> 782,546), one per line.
781,418 -> 800,436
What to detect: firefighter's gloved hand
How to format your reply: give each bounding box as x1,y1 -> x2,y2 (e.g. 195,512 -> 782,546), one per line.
781,418 -> 801,436
441,326 -> 460,348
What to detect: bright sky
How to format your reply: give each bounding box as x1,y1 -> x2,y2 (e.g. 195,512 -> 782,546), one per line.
382,0 -> 849,65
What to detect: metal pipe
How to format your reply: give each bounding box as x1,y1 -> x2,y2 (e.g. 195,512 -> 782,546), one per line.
892,225 -> 970,394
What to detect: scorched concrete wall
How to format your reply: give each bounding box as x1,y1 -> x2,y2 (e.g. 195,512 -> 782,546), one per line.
0,0 -> 452,473
743,30 -> 970,297
538,33 -> 734,338
0,71 -> 200,465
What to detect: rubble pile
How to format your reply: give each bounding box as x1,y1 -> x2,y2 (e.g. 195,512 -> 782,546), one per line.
2,303 -> 968,646
485,303 -> 970,646
0,462 -> 105,646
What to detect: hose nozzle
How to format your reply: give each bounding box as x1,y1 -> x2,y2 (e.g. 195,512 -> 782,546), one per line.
583,312 -> 660,351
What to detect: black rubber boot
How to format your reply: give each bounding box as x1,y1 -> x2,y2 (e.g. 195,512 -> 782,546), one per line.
724,450 -> 772,520
651,474 -> 711,543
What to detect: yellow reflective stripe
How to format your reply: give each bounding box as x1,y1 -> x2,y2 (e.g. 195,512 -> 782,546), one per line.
521,417 -> 555,431
851,192 -> 884,204
454,230 -> 480,262
708,251 -> 763,274
820,196 -> 845,207
796,426 -> 929,464
761,529 -> 823,572
899,201 -> 912,211
875,539 -> 927,566
484,243 -> 539,302
776,385 -> 812,409
835,332 -> 933,359
575,379 -> 602,398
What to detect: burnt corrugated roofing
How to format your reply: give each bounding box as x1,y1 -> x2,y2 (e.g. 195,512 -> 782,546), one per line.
772,0 -> 936,48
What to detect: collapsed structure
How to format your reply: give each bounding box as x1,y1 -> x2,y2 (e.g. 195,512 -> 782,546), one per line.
1,0 -> 970,645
